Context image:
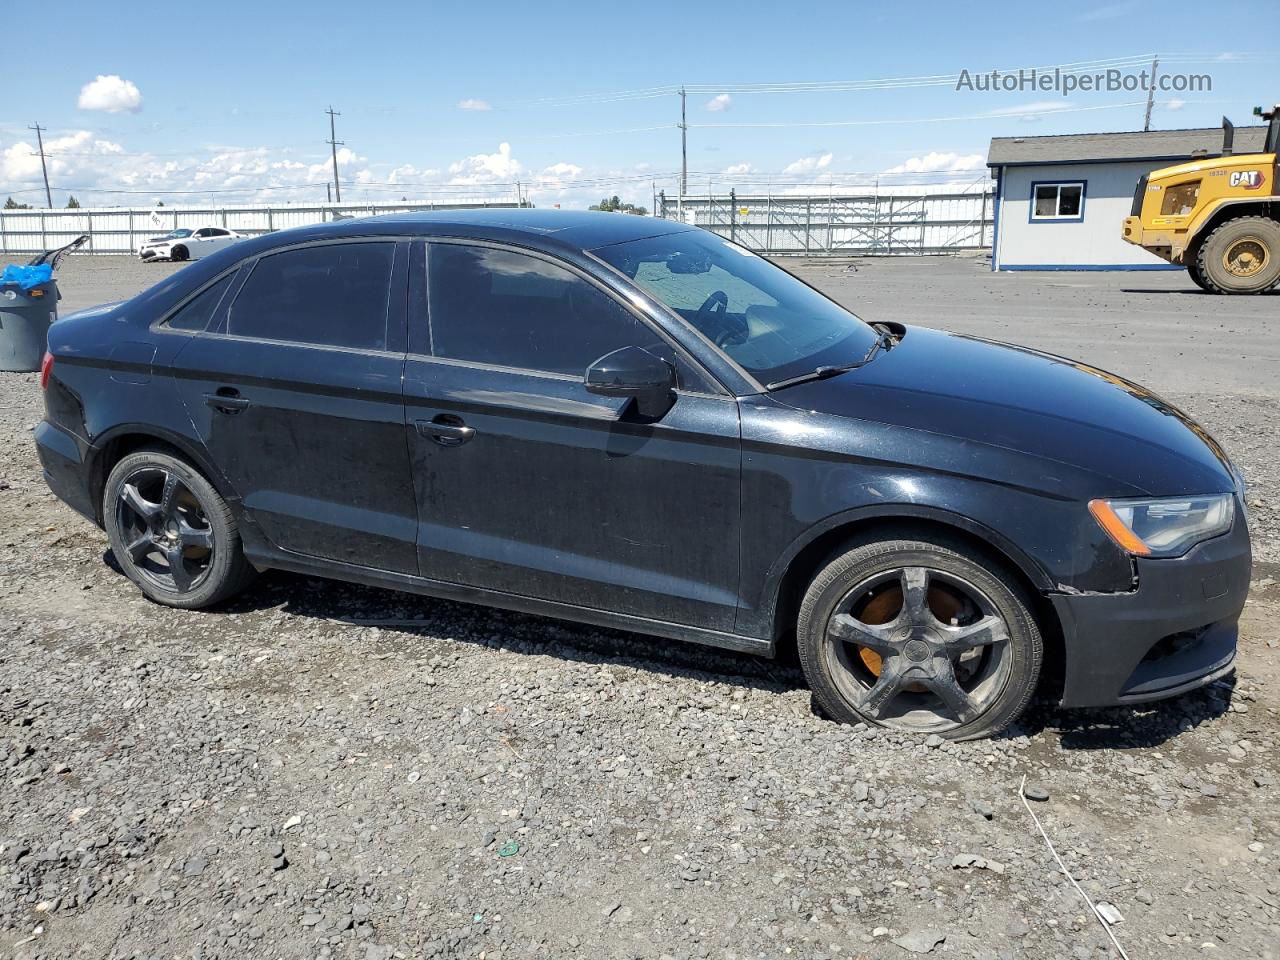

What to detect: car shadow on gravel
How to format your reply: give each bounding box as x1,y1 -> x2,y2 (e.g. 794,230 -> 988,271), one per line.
103,555 -> 809,697
1011,675 -> 1234,750
101,552 -> 1237,743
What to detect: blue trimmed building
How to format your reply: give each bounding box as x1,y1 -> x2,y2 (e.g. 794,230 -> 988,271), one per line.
987,126 -> 1266,271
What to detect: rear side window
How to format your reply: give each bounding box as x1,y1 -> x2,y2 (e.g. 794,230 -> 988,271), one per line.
426,244 -> 659,376
166,274 -> 234,331
228,242 -> 394,350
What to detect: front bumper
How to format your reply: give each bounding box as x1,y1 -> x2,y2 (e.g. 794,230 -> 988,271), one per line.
1051,505 -> 1251,708
35,420 -> 99,525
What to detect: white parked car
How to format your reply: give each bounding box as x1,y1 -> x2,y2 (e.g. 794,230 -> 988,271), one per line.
137,227 -> 242,262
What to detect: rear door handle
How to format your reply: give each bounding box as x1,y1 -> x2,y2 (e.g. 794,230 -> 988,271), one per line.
204,389 -> 250,414
416,417 -> 475,446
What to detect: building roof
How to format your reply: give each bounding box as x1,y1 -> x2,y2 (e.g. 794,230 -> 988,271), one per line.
988,126 -> 1268,167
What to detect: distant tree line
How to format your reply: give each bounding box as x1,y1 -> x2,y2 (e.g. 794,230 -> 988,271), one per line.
590,195 -> 648,216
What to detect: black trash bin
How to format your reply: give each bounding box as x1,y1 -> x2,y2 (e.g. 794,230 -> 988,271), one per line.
0,279 -> 58,372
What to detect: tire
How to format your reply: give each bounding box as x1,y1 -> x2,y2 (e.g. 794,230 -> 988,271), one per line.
796,534 -> 1042,741
1196,216 -> 1280,294
170,245 -> 189,262
103,448 -> 255,609
1187,261 -> 1211,292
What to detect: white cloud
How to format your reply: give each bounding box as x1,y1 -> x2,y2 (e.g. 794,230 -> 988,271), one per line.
705,93 -> 731,112
782,152 -> 833,175
723,162 -> 753,175
77,75 -> 143,114
1165,98 -> 1186,111
540,161 -> 584,179
882,151 -> 985,175
457,98 -> 492,111
448,142 -> 522,184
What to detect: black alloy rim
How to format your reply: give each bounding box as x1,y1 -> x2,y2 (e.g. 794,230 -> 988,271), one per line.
115,467 -> 214,593
823,566 -> 1013,733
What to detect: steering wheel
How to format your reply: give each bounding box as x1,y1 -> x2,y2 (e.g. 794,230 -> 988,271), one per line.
693,290 -> 739,348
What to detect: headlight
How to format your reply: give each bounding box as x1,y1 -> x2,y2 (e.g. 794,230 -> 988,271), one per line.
1089,494 -> 1234,557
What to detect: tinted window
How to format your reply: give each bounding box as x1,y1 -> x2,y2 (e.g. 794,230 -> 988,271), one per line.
166,274 -> 234,331
594,230 -> 877,386
229,243 -> 394,350
427,244 -> 660,377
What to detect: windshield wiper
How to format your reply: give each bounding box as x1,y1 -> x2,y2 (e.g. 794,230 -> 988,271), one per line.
765,322 -> 902,391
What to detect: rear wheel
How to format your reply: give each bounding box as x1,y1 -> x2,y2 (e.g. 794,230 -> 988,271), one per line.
1196,216 -> 1280,294
104,449 -> 254,609
796,535 -> 1042,740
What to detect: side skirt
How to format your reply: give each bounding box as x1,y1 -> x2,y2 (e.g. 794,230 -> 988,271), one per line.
246,546 -> 775,658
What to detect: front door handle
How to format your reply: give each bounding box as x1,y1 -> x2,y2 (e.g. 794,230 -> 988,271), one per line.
204,388 -> 250,414
416,416 -> 475,446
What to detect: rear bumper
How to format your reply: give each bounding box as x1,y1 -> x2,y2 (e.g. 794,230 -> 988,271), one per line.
35,420 -> 99,525
1051,507 -> 1251,708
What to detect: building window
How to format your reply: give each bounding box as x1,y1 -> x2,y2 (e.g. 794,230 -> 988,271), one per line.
1030,182 -> 1085,222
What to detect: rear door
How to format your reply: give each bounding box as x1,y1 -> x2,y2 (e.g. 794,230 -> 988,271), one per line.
403,240 -> 743,631
169,239 -> 419,573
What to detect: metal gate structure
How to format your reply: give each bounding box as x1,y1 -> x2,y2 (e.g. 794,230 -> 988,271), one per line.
657,188 -> 994,257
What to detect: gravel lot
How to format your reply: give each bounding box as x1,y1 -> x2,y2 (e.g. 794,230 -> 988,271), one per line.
2,254 -> 1278,960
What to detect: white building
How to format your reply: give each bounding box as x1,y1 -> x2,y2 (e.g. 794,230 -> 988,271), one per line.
987,126 -> 1267,271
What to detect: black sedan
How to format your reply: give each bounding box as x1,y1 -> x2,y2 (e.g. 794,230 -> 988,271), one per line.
36,210 -> 1251,739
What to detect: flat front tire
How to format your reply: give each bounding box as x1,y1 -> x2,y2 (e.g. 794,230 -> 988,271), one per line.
797,535 -> 1042,740
103,449 -> 254,609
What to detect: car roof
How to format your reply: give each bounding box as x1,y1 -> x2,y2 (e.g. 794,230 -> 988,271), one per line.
369,208 -> 694,249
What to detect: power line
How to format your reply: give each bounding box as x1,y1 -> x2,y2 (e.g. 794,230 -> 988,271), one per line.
325,106 -> 343,203
28,122 -> 52,208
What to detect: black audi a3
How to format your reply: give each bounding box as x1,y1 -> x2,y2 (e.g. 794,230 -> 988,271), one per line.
36,210 -> 1251,739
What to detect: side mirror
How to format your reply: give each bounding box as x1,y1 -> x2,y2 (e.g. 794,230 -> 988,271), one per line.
585,345 -> 676,419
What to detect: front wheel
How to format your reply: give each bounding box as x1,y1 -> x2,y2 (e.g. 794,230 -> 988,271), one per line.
170,245 -> 189,262
796,535 -> 1043,740
1187,261 -> 1210,292
104,449 -> 254,609
1196,216 -> 1280,294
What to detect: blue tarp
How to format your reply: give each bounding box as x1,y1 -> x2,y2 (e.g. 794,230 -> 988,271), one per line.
1,263 -> 54,291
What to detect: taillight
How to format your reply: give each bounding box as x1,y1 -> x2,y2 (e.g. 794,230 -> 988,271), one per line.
40,351 -> 54,390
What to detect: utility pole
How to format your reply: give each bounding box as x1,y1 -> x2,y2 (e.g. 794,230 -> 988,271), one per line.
29,122 -> 52,208
1142,56 -> 1159,132
325,106 -> 343,203
678,87 -> 688,199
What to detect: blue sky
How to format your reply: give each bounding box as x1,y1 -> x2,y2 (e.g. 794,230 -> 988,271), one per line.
2,0 -> 1274,209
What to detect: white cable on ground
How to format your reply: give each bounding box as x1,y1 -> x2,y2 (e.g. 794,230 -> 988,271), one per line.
1018,774 -> 1131,960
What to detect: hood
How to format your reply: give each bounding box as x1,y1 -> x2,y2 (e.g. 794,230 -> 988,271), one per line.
771,326 -> 1235,498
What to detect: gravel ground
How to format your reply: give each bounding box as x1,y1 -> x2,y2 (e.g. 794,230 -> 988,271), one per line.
1,255 -> 1278,960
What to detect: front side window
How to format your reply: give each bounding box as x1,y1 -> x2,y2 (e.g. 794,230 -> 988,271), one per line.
593,229 -> 878,386
227,242 -> 394,350
1031,182 -> 1085,221
427,243 -> 663,377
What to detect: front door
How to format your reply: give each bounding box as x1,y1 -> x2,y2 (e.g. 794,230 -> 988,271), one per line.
403,240 -> 743,631
169,239 -> 418,573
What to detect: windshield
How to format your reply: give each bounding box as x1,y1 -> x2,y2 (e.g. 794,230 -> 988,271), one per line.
594,229 -> 876,386
165,229 -> 193,239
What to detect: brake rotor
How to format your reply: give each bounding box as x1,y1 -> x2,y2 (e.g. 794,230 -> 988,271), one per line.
855,583 -> 966,683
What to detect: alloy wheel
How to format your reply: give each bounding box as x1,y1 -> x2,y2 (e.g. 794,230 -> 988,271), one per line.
115,467 -> 215,592
823,566 -> 1013,732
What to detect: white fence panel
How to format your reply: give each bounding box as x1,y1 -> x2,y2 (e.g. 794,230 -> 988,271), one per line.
1,199 -> 523,256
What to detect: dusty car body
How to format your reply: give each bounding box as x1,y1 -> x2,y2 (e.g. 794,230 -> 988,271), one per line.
38,210 -> 1251,739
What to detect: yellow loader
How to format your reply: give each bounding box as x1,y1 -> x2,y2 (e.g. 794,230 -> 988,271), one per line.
1123,105 -> 1280,293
